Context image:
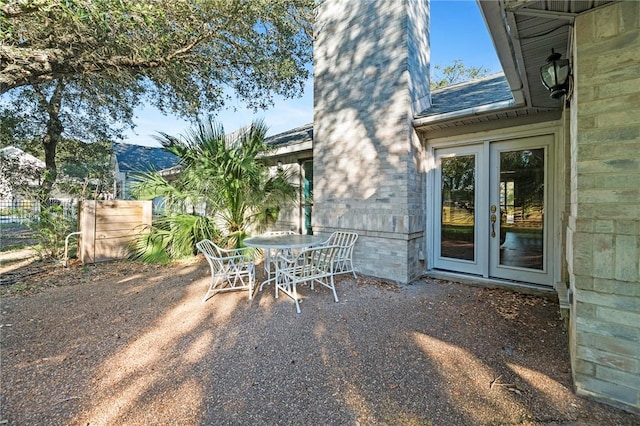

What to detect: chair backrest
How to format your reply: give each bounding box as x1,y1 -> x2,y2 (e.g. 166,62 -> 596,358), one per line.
326,231 -> 358,258
264,230 -> 296,236
196,239 -> 224,270
327,231 -> 358,247
296,244 -> 340,276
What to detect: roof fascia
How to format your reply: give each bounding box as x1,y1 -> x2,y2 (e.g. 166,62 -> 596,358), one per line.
267,140 -> 313,157
476,0 -> 527,106
413,99 -> 515,128
506,8 -> 576,20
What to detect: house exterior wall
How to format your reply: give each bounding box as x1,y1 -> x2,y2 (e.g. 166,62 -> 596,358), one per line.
568,1 -> 640,413
264,143 -> 313,234
313,0 -> 428,284
271,161 -> 309,234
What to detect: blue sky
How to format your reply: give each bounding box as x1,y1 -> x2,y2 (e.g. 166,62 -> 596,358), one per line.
126,0 -> 502,147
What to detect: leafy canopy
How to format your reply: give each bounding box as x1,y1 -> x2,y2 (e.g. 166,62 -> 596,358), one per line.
1,0 -> 312,201
1,0 -> 313,110
431,59 -> 490,89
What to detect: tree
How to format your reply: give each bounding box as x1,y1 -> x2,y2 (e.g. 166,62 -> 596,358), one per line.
56,139 -> 113,200
0,146 -> 44,201
1,0 -> 313,200
1,114 -> 114,202
431,59 -> 490,89
132,119 -> 297,261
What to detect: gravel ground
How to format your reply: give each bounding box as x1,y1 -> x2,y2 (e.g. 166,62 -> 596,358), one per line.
1,258 -> 639,425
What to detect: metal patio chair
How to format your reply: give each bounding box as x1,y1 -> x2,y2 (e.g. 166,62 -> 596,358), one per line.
275,244 -> 340,314
322,231 -> 359,278
262,230 -> 297,278
196,239 -> 255,302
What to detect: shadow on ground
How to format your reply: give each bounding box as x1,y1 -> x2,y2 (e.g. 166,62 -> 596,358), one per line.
1,259 -> 638,425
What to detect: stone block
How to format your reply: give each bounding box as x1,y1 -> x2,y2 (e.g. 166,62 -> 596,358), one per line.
580,127 -> 640,145
595,220 -> 615,233
577,289 -> 640,311
595,108 -> 640,130
595,6 -> 619,39
579,202 -> 640,221
576,330 -> 596,347
575,11 -> 595,44
576,345 -> 638,373
618,1 -> 639,34
597,365 -> 640,391
594,333 -> 640,359
579,189 -> 640,204
573,218 -> 595,233
596,174 -> 640,190
594,277 -> 639,297
576,375 -> 639,406
572,232 -> 593,276
576,315 -> 640,342
593,233 -> 615,279
615,235 -> 639,282
592,70 -> 640,99
616,220 -> 640,235
574,358 -> 597,377
597,305 -> 640,329
575,300 -> 598,318
580,93 -> 640,116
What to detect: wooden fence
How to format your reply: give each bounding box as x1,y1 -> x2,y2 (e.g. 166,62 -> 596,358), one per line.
79,200 -> 152,263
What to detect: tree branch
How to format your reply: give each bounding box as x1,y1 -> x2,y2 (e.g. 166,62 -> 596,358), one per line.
1,31 -> 214,93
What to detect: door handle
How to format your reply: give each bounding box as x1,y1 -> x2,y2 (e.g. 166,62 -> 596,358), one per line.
490,205 -> 497,238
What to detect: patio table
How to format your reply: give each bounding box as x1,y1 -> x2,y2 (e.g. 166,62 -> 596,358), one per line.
244,234 -> 325,291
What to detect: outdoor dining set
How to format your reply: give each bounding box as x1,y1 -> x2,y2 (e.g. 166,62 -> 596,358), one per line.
195,231 -> 358,313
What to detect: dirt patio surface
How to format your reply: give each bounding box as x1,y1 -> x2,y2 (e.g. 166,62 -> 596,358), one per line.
1,257 -> 639,425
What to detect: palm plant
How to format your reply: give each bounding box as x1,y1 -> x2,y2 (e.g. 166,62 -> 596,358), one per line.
132,119 -> 297,261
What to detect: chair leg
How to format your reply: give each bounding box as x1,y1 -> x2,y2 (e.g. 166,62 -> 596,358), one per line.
330,275 -> 339,302
292,281 -> 301,314
264,249 -> 272,279
203,276 -> 218,303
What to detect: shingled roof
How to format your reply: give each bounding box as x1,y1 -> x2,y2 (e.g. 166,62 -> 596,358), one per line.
259,75 -> 512,148
418,73 -> 513,117
265,123 -> 313,148
113,143 -> 180,173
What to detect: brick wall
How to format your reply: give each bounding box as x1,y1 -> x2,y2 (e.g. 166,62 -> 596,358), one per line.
568,1 -> 640,412
313,0 -> 428,283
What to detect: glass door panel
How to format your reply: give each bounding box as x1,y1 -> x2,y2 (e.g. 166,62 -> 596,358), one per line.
433,136 -> 554,286
489,136 -> 553,286
440,155 -> 476,261
303,161 -> 313,235
499,148 -> 544,269
434,145 -> 485,275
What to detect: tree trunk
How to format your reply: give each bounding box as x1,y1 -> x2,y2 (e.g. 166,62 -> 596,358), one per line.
41,115 -> 62,202
35,81 -> 65,204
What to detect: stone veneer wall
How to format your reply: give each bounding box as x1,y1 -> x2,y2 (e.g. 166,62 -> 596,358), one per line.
313,0 -> 429,284
568,1 -> 640,412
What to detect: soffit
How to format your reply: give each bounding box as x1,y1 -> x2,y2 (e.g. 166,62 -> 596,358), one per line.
480,0 -> 617,109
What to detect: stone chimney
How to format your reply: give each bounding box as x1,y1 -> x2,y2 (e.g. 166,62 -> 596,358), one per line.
313,0 -> 430,283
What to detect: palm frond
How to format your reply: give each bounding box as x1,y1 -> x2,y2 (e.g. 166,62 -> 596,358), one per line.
133,117 -> 298,259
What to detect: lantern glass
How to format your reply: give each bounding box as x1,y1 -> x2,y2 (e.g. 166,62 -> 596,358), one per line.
540,51 -> 570,99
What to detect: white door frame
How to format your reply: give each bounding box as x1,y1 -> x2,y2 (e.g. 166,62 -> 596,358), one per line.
425,124 -> 563,288
432,144 -> 488,275
488,135 -> 554,285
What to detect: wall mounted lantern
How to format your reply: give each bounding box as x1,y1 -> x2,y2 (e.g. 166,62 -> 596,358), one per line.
540,49 -> 571,99
277,160 -> 283,171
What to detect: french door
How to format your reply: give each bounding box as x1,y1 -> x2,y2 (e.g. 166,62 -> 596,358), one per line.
433,135 -> 553,286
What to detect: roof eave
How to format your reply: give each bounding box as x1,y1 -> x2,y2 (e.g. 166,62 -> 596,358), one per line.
413,99 -> 516,129
476,0 -> 528,107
